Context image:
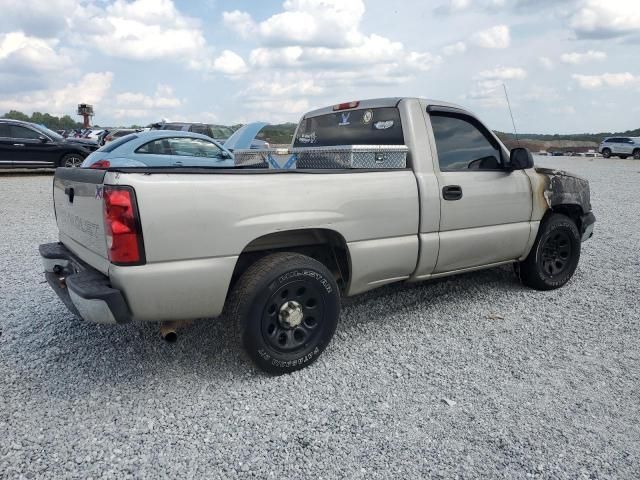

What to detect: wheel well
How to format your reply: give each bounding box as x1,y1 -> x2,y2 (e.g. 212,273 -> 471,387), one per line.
229,229 -> 351,295
547,204 -> 583,230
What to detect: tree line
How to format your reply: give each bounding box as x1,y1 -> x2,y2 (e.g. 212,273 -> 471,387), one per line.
1,110 -> 84,131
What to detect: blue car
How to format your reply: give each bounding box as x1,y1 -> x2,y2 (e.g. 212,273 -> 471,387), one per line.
81,130 -> 235,169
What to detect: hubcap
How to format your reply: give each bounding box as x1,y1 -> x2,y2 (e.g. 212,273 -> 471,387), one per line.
540,231 -> 572,277
65,156 -> 83,168
279,301 -> 304,328
262,281 -> 323,353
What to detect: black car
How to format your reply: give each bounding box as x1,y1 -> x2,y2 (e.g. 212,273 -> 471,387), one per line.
0,119 -> 98,169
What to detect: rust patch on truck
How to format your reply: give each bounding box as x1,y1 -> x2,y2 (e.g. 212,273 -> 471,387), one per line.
532,167 -> 591,214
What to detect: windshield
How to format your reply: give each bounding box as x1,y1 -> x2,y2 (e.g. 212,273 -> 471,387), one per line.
293,107 -> 404,147
33,124 -> 64,141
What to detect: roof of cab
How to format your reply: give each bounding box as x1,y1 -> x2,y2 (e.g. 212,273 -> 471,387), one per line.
301,97 -> 470,119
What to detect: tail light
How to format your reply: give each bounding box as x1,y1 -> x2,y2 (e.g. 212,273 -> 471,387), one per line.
103,186 -> 145,265
333,101 -> 359,111
90,160 -> 111,169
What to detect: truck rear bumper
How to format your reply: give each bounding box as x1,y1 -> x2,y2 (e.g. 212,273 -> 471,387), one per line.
39,242 -> 131,324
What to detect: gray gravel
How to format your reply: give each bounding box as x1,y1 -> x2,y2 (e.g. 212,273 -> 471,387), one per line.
1,157 -> 639,479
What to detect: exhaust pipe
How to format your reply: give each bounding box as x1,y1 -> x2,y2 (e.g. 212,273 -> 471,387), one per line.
159,321 -> 179,343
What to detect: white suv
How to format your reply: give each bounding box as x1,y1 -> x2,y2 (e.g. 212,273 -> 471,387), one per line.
598,137 -> 640,159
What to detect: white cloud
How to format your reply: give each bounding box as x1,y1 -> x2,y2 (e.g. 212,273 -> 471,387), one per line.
477,66 -> 527,80
572,72 -> 639,89
70,0 -> 206,61
0,72 -> 113,115
442,41 -> 467,56
538,57 -> 554,70
570,0 -> 640,39
470,25 -> 510,48
467,66 -> 526,107
224,0 -> 366,48
223,0 -> 440,104
212,50 -> 248,75
0,0 -> 77,38
435,0 -> 473,14
560,50 -> 606,64
0,32 -> 72,73
112,84 -> 182,119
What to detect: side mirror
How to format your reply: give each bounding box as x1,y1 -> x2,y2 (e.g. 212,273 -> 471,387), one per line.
39,136 -> 49,143
222,151 -> 233,159
509,147 -> 534,170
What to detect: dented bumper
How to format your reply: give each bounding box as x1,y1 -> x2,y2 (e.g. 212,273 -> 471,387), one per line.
39,242 -> 131,324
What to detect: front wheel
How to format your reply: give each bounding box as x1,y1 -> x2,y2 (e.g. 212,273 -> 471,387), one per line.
634,149 -> 640,160
227,252 -> 340,374
519,213 -> 581,290
60,153 -> 84,168
601,148 -> 611,158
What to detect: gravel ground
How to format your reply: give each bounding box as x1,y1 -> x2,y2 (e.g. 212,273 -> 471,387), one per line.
1,157 -> 639,479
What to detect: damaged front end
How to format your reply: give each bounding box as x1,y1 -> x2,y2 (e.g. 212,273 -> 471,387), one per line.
530,167 -> 595,242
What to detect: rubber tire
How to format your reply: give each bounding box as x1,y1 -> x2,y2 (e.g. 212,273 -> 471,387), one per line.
619,155 -> 628,159
59,153 -> 85,168
634,149 -> 640,160
227,252 -> 340,374
601,149 -> 611,158
519,213 -> 581,291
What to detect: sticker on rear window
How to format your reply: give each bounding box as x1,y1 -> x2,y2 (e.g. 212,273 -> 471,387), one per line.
338,112 -> 351,126
297,132 -> 317,144
374,120 -> 394,130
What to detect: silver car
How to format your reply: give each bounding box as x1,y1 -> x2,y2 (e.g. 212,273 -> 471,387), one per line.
598,137 -> 640,159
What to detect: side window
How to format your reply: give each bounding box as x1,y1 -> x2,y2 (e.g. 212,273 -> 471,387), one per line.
430,114 -> 502,171
0,124 -> 10,137
136,139 -> 172,155
10,125 -> 41,140
190,125 -> 208,136
168,137 -> 223,158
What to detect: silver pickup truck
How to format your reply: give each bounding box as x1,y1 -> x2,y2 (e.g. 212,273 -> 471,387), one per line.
40,97 -> 595,374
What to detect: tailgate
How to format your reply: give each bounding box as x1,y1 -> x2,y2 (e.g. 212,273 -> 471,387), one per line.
53,168 -> 110,274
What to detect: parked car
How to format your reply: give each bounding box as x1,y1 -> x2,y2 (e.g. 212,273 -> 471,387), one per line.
598,137 -> 640,159
81,130 -> 234,168
40,97 -> 595,374
0,119 -> 98,168
102,129 -> 140,144
152,121 -> 269,149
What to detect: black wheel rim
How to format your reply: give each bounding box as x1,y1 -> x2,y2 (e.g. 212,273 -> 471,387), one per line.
261,280 -> 324,353
539,231 -> 572,277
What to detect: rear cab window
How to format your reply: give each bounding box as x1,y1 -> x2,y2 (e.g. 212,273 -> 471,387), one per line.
293,107 -> 404,147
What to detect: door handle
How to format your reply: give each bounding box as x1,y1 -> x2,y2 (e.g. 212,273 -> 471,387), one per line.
442,185 -> 463,201
13,143 -> 25,147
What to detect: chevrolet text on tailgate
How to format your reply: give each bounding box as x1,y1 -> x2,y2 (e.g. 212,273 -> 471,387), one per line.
40,98 -> 595,374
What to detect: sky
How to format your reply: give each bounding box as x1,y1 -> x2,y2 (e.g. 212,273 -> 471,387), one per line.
0,0 -> 639,133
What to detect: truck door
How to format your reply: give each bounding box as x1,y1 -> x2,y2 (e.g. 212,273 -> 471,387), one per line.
427,109 -> 532,273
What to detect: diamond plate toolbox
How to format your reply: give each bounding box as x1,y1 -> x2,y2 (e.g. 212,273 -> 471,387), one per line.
234,145 -> 408,169
293,145 -> 408,169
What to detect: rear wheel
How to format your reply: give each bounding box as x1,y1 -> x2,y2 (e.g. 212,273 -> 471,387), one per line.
601,148 -> 611,158
519,213 -> 581,290
227,252 -> 340,374
60,153 -> 84,168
